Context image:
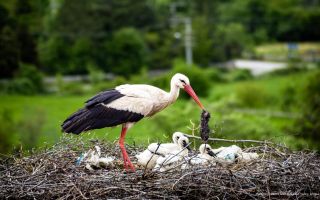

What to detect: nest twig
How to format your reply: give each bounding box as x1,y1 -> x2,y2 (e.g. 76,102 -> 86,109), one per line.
0,137 -> 319,199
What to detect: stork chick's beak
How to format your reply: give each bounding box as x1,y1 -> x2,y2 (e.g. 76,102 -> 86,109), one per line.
182,140 -> 192,152
208,150 -> 217,157
183,85 -> 205,109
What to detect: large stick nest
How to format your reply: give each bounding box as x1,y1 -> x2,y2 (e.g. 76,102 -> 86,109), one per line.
0,137 -> 319,199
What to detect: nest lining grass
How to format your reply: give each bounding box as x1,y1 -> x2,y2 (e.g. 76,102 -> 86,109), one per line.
0,137 -> 319,200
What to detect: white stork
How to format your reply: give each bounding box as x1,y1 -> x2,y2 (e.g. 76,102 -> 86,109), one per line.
61,73 -> 204,171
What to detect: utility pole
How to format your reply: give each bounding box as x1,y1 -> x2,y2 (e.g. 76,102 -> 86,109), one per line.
184,18 -> 193,66
170,2 -> 193,67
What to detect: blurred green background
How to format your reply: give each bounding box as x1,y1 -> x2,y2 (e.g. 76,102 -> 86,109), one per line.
0,0 -> 320,154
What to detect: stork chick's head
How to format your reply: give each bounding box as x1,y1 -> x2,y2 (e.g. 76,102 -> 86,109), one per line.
171,73 -> 205,109
199,144 -> 216,157
177,136 -> 192,151
172,131 -> 184,144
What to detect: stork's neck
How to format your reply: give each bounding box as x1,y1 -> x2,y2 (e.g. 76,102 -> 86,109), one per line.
167,83 -> 180,103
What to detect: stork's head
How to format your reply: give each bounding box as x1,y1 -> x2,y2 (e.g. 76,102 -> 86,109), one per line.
177,135 -> 192,151
171,73 -> 205,109
199,144 -> 216,157
172,131 -> 184,144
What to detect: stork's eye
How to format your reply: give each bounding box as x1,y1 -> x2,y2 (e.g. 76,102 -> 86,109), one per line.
179,79 -> 186,84
206,148 -> 210,151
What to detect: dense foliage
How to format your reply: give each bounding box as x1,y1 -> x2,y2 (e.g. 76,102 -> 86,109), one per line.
0,0 -> 319,77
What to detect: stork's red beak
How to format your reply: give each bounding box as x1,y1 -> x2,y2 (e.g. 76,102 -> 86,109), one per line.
183,85 -> 205,109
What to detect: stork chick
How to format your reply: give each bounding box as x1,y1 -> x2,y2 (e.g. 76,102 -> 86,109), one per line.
136,132 -> 184,169
154,136 -> 191,172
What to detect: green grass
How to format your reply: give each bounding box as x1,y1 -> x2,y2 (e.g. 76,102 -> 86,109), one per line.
0,70 -> 315,151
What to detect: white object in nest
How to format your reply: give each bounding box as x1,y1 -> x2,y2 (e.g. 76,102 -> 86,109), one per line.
213,145 -> 259,164
153,135 -> 190,172
78,146 -> 115,170
238,152 -> 259,161
135,132 -> 184,169
182,144 -> 217,169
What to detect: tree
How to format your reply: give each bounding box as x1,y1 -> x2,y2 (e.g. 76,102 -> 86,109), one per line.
14,0 -> 38,65
0,5 -> 19,78
70,37 -> 94,74
193,16 -> 214,66
106,28 -> 147,77
212,23 -> 253,61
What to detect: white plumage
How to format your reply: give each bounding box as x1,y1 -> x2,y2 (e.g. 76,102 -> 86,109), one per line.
82,146 -> 115,170
189,144 -> 216,165
154,135 -> 190,172
136,132 -> 184,169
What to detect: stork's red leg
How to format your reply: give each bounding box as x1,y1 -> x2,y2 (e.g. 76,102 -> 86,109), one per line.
119,125 -> 135,172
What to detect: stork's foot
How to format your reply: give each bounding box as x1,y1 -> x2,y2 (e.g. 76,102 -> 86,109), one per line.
120,146 -> 135,172
123,157 -> 135,172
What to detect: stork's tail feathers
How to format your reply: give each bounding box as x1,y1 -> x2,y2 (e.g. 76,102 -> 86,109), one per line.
61,108 -> 92,134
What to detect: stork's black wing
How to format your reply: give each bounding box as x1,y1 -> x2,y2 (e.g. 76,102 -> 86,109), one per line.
85,89 -> 124,108
61,89 -> 144,134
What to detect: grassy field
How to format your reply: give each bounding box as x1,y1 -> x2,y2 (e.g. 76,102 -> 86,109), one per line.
0,71 -> 315,151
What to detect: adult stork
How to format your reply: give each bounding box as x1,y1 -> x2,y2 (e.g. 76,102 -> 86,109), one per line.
61,73 -> 205,171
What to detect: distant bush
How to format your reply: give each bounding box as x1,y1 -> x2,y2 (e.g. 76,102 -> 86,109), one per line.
5,78 -> 37,95
269,62 -> 307,76
227,69 -> 253,82
207,68 -> 225,83
88,66 -> 105,85
59,82 -> 87,95
281,85 -> 296,111
235,84 -> 271,108
5,64 -> 44,95
295,70 -> 320,149
92,76 -> 127,92
150,74 -> 171,91
106,28 -> 147,78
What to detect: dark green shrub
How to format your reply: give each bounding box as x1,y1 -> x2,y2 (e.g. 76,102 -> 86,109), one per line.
207,68 -> 225,83
295,70 -> 320,149
60,82 -> 87,95
228,69 -> 253,81
281,85 -> 296,111
150,74 -> 171,91
5,64 -> 44,95
92,76 -> 127,92
88,66 -> 105,85
6,78 -> 36,95
269,62 -> 307,76
106,28 -> 147,78
235,84 -> 270,108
